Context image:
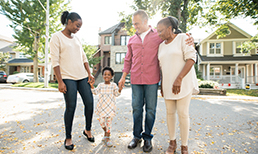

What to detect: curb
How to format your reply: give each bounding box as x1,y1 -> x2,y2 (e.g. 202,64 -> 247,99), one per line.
0,86 -> 58,92
1,86 -> 258,101
191,94 -> 258,101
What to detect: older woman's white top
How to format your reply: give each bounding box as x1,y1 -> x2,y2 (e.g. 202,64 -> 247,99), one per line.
158,33 -> 199,100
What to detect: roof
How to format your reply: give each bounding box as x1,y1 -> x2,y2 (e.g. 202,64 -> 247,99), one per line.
0,43 -> 16,53
99,22 -> 125,35
200,22 -> 252,44
8,58 -> 33,64
0,35 -> 16,43
200,55 -> 258,62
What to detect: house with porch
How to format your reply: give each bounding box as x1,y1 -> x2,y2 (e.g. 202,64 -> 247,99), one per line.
0,35 -> 47,77
94,22 -> 130,84
197,22 -> 258,89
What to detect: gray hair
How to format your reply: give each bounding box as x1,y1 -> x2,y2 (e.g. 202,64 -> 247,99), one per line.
133,10 -> 148,22
157,16 -> 182,34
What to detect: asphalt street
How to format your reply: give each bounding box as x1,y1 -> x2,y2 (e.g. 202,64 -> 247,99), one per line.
0,86 -> 257,154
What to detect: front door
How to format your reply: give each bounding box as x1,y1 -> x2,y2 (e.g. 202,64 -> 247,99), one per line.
231,67 -> 244,78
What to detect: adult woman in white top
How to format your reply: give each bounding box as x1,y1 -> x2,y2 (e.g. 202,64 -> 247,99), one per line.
50,11 -> 95,150
157,16 -> 199,154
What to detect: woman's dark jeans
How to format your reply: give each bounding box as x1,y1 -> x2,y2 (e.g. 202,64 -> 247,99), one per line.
63,77 -> 93,139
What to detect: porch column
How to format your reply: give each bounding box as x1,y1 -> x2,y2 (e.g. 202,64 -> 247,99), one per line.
50,67 -> 54,81
230,66 -> 232,83
7,65 -> 9,75
255,63 -> 258,84
251,64 -> 254,84
235,63 -> 238,83
202,64 -> 205,80
207,63 -> 210,80
246,64 -> 249,83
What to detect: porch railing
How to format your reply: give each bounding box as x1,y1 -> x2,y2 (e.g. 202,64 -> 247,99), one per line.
246,76 -> 258,84
203,75 -> 241,83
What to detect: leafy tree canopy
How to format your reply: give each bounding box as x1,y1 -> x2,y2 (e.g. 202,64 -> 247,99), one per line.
82,43 -> 103,69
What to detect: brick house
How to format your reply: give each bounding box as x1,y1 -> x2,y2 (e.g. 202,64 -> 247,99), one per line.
94,22 -> 131,84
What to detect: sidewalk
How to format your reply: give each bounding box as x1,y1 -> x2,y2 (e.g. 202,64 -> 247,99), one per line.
1,84 -> 258,101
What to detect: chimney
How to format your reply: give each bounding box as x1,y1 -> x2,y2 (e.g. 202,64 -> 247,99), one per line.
98,27 -> 101,45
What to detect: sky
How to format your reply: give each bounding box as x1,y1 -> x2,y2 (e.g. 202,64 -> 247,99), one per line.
0,0 -> 257,45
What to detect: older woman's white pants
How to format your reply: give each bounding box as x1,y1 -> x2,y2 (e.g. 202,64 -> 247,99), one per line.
165,92 -> 192,146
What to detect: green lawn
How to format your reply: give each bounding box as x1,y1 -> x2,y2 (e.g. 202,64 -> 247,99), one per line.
226,89 -> 258,97
12,82 -> 58,89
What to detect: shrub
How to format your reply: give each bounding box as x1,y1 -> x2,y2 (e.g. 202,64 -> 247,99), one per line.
198,80 -> 219,89
12,71 -> 20,74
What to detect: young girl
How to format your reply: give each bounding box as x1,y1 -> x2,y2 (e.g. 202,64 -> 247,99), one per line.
89,66 -> 122,147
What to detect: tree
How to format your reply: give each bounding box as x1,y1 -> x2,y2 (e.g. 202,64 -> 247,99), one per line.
0,0 -> 70,82
82,44 -> 103,70
0,52 -> 10,71
203,0 -> 258,50
120,0 -> 203,35
120,0 -> 258,50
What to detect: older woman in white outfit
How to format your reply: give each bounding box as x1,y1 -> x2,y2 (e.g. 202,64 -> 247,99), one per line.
157,16 -> 199,154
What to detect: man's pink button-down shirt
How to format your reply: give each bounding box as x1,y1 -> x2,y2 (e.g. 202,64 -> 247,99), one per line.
122,27 -> 163,85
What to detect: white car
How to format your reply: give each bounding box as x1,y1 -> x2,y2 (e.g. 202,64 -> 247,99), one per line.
7,73 -> 44,84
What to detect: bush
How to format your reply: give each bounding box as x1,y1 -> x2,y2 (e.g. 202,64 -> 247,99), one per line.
198,80 -> 219,89
12,71 -> 19,74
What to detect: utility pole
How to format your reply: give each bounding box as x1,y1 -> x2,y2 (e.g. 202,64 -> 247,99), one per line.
44,0 -> 49,88
38,0 -> 49,88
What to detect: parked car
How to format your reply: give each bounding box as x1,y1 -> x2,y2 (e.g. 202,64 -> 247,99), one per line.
7,73 -> 44,84
0,71 -> 7,83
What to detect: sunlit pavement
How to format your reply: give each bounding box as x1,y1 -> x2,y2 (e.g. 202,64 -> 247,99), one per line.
0,87 -> 257,153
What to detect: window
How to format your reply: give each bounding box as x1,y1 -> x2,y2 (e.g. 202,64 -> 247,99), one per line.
210,66 -> 222,79
209,43 -> 221,54
235,41 -> 249,55
115,53 -> 126,64
20,66 -> 30,73
104,36 -> 112,45
120,35 -> 130,46
19,52 -> 26,58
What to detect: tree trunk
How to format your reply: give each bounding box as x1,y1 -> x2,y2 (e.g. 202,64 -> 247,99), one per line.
33,34 -> 40,82
177,8 -> 181,25
180,0 -> 189,32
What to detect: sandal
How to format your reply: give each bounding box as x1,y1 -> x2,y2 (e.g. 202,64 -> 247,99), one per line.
103,136 -> 113,147
82,130 -> 95,142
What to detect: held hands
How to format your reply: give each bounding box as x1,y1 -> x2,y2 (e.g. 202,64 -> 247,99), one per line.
88,75 -> 95,88
118,77 -> 125,90
118,86 -> 123,93
172,77 -> 182,95
185,33 -> 194,47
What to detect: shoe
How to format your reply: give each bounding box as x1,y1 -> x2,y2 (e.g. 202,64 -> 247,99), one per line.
103,136 -> 113,147
181,145 -> 188,154
83,130 -> 95,142
143,140 -> 152,152
166,139 -> 177,154
128,138 -> 142,149
64,139 -> 74,150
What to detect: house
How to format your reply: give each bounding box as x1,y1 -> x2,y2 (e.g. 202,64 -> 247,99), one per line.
0,34 -> 16,49
0,35 -> 47,77
197,22 -> 258,89
7,58 -> 46,77
95,22 -> 130,84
